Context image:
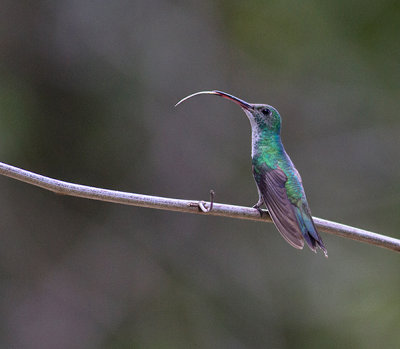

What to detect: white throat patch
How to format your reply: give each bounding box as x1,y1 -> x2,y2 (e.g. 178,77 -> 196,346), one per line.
243,109 -> 260,158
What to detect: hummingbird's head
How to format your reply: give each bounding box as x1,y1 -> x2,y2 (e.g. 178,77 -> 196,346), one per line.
242,103 -> 282,135
175,90 -> 282,134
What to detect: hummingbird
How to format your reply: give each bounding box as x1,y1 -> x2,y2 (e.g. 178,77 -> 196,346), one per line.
176,90 -> 327,257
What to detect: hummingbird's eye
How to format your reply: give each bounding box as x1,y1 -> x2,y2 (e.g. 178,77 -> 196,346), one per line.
262,108 -> 271,116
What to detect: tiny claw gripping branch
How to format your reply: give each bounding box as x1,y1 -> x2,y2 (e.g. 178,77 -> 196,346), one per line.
188,190 -> 215,213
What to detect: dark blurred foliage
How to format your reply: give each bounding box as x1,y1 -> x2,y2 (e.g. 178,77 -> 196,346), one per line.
0,1 -> 399,348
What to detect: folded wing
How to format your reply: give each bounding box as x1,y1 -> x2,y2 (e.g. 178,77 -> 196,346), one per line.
253,165 -> 327,256
253,166 -> 304,249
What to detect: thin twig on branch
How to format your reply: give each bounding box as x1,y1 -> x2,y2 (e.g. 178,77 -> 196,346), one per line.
0,161 -> 399,253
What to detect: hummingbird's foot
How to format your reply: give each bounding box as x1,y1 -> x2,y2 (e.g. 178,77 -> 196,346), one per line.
188,190 -> 215,213
252,200 -> 264,216
253,206 -> 264,216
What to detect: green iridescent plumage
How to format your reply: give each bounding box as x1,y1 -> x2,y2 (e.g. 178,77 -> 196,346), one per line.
176,90 -> 327,256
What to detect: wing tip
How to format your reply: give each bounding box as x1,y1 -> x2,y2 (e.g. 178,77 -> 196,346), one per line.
280,232 -> 305,250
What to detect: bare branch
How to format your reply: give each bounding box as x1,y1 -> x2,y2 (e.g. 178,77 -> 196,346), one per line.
0,161 -> 399,253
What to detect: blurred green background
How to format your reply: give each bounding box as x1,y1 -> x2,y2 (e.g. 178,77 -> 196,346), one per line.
0,1 -> 399,348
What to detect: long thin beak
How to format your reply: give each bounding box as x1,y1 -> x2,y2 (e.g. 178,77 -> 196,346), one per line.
175,90 -> 253,110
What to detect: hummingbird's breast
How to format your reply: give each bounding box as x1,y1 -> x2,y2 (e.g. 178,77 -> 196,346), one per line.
251,131 -> 282,164
253,133 -> 305,203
